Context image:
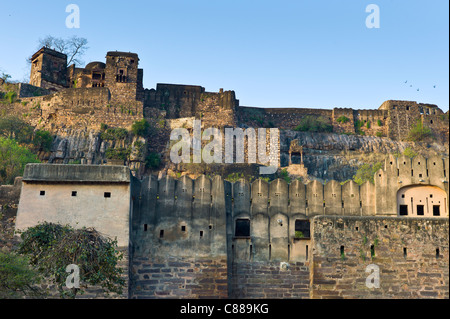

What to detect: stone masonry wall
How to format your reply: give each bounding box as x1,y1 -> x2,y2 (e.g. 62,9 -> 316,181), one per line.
310,216 -> 449,299
131,256 -> 228,299
230,261 -> 310,299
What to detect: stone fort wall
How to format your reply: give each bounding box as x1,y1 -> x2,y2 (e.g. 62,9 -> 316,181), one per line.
128,155 -> 448,298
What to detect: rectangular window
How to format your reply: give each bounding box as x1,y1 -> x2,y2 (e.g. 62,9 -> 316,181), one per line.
235,219 -> 250,237
40,191 -> 45,196
399,205 -> 408,216
295,220 -> 311,239
417,205 -> 424,216
72,191 -> 77,197
433,205 -> 440,216
104,192 -> 111,198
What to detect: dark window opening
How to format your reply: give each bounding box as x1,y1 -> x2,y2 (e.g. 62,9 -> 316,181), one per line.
104,192 -> 111,198
159,230 -> 164,238
209,225 -> 213,230
436,248 -> 440,259
306,245 -> 309,261
370,245 -> 375,258
399,205 -> 408,216
417,205 -> 424,216
340,246 -> 345,255
430,194 -> 433,198
72,191 -> 77,197
200,231 -> 204,238
144,224 -> 147,231
403,248 -> 407,258
433,205 -> 440,216
181,225 -> 186,232
235,219 -> 250,237
401,194 -> 405,198
40,191 -> 45,196
295,220 -> 311,239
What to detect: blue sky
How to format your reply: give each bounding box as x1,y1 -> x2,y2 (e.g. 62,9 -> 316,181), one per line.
1,0 -> 448,111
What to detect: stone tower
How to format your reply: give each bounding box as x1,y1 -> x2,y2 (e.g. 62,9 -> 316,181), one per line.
104,51 -> 144,105
29,47 -> 68,92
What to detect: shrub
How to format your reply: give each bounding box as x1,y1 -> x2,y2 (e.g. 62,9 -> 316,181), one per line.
0,251 -> 43,298
407,120 -> 432,141
145,152 -> 161,169
33,130 -> 53,152
0,137 -> 40,185
105,147 -> 131,161
131,119 -> 150,137
353,162 -> 383,185
403,147 -> 418,159
3,91 -> 17,104
17,222 -> 125,299
377,119 -> 383,126
100,127 -> 128,140
279,168 -> 291,183
294,116 -> 332,133
336,116 -> 350,124
375,132 -> 384,138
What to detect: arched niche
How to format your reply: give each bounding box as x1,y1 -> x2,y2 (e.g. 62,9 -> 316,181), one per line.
397,185 -> 448,218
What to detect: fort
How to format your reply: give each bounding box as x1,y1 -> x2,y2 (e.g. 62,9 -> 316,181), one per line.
0,47 -> 449,299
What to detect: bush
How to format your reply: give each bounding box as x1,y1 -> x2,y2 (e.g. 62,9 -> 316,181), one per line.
131,119 -> 150,137
0,137 -> 40,185
100,127 -> 128,140
279,168 -> 291,183
33,130 -> 53,152
375,132 -> 384,138
294,116 -> 332,133
105,147 -> 131,161
336,116 -> 350,124
353,162 -> 383,185
407,120 -> 432,141
377,119 -> 383,126
0,116 -> 35,144
17,222 -> 125,299
2,91 -> 17,104
145,152 -> 161,169
0,251 -> 43,298
403,147 -> 418,159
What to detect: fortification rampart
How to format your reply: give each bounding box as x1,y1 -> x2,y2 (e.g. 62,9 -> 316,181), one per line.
310,216 -> 449,299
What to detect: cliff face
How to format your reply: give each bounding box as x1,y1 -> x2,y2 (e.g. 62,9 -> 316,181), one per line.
280,131 -> 449,182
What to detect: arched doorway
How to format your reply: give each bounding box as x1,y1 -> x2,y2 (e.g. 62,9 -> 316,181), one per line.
397,185 -> 448,218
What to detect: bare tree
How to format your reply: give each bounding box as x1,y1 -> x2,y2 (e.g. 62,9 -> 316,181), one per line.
30,35 -> 89,67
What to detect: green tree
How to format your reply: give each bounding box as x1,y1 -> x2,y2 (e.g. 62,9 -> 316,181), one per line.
33,130 -> 53,152
0,137 -> 40,185
0,116 -> 35,144
0,251 -> 43,298
353,162 -> 383,185
17,222 -> 125,299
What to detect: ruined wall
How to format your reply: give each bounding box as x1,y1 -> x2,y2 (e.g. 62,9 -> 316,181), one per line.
237,106 -> 333,130
380,100 -> 448,142
310,216 -> 449,299
18,87 -> 142,130
130,175 -> 229,299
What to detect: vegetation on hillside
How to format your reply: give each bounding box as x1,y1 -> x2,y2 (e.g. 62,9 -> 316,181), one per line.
294,116 -> 333,133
